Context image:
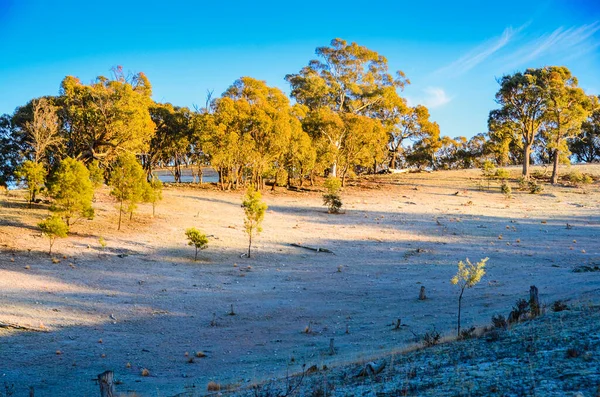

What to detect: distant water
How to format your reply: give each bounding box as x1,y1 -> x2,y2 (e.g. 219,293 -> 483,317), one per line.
153,167 -> 219,184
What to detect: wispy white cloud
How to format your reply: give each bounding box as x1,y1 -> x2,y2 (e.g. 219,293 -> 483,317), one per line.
435,26 -> 522,77
507,22 -> 600,66
407,87 -> 452,109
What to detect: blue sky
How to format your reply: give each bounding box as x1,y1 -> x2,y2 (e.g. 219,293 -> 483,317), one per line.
1,0 -> 599,138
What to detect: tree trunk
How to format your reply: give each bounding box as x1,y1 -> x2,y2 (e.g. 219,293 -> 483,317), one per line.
247,233 -> 252,258
550,149 -> 560,184
194,246 -> 198,261
522,143 -> 532,178
98,370 -> 115,397
457,288 -> 464,337
117,198 -> 123,230
331,161 -> 337,178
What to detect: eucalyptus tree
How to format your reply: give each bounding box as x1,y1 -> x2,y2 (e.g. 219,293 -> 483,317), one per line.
537,66 -> 590,184
59,70 -> 155,166
286,38 -> 410,177
149,103 -> 193,182
569,96 -> 600,163
492,70 -> 546,178
201,77 -> 298,189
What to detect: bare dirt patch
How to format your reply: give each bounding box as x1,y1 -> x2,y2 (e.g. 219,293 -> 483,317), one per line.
1,165 -> 599,396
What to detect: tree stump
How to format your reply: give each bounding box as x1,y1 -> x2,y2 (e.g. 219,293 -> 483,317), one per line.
98,370 -> 115,397
419,286 -> 427,300
529,285 -> 540,317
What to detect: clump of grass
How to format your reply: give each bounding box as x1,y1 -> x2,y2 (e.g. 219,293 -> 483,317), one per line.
207,381 -> 221,392
528,180 -> 543,194
551,300 -> 569,312
459,326 -> 476,340
491,314 -> 507,329
565,170 -> 593,186
422,327 -> 441,347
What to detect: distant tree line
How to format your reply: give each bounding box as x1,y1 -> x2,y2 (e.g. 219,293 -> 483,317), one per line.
1,41 -> 599,191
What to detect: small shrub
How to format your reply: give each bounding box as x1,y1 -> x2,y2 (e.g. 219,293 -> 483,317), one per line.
185,228 -> 208,261
99,236 -> 107,249
491,314 -> 507,329
566,170 -> 593,186
480,160 -> 496,178
528,180 -> 543,194
517,176 -> 528,191
323,177 -> 342,214
422,328 -> 441,347
495,168 -> 510,180
500,182 -> 512,198
459,326 -> 476,340
551,300 -> 569,312
242,186 -> 268,258
38,216 -> 69,255
451,257 -> 488,336
141,368 -> 150,377
508,299 -> 529,323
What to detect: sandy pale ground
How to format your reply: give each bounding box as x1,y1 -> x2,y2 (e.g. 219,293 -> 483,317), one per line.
0,165 -> 599,396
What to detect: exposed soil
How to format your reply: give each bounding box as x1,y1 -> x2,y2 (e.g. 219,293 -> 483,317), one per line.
1,165 -> 599,396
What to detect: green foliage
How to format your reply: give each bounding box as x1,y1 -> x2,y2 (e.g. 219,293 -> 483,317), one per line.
242,186 -> 267,258
451,257 -> 488,337
480,160 -> 496,178
144,177 -> 163,216
48,157 -> 94,225
38,215 -> 69,255
323,176 -> 342,194
286,38 -> 411,178
501,181 -> 512,198
99,236 -> 107,249
109,153 -> 150,230
528,180 -> 543,194
185,227 -> 208,261
88,160 -> 104,189
323,177 -> 343,214
565,169 -> 593,186
495,168 -> 510,180
60,70 -> 155,166
15,160 -> 46,205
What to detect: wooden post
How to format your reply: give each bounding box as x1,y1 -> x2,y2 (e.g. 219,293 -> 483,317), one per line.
529,285 -> 540,317
29,386 -> 35,397
329,338 -> 335,355
419,286 -> 426,300
395,318 -> 402,330
98,370 -> 115,397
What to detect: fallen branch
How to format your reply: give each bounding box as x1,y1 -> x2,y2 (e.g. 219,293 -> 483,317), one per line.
290,243 -> 335,254
0,321 -> 49,332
